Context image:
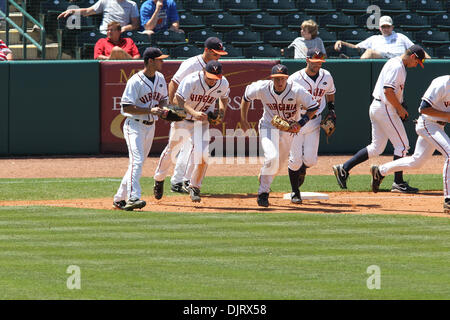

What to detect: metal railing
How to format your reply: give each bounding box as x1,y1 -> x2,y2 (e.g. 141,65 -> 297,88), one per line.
0,0 -> 46,59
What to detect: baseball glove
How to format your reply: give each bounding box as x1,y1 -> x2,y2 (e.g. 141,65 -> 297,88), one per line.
207,110 -> 223,126
271,115 -> 301,134
320,110 -> 336,139
159,105 -> 186,122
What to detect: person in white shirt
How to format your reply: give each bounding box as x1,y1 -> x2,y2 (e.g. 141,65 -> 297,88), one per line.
333,45 -> 427,193
334,15 -> 431,59
287,19 -> 327,59
371,75 -> 450,214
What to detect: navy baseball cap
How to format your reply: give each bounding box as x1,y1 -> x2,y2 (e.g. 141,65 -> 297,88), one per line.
270,64 -> 289,78
205,60 -> 223,80
408,44 -> 425,68
204,37 -> 228,55
306,48 -> 326,62
143,47 -> 169,63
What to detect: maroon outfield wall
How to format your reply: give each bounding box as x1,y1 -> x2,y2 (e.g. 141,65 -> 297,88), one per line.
100,60 -> 279,154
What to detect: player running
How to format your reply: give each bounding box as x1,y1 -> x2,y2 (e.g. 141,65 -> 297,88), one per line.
371,75 -> 450,213
287,48 -> 336,204
333,45 -> 426,193
240,64 -> 319,207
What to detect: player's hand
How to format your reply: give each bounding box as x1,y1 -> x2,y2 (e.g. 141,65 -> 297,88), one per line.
334,41 -> 342,51
150,106 -> 163,116
193,111 -> 208,121
398,106 -> 409,121
240,120 -> 251,132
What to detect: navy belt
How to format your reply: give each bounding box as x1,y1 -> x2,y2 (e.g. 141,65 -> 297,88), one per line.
374,98 -> 381,102
134,119 -> 154,125
185,119 -> 194,122
437,121 -> 446,126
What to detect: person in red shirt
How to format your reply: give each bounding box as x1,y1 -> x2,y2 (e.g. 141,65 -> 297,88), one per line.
0,39 -> 13,61
94,21 -> 140,60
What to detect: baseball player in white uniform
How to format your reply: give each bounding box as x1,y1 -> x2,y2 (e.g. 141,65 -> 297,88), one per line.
371,75 -> 450,213
154,60 -> 230,202
166,37 -> 228,194
241,64 -> 319,207
113,47 -> 169,211
333,45 -> 426,193
288,48 -> 336,204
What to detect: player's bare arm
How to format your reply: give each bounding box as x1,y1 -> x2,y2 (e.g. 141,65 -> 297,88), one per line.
168,81 -> 179,105
384,87 -> 408,119
420,104 -> 450,122
217,97 -> 228,120
57,7 -> 95,19
176,94 -> 207,121
122,104 -> 158,115
239,98 -> 251,132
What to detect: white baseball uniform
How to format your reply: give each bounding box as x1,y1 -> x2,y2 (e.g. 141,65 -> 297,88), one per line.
379,75 -> 450,199
114,70 -> 168,202
170,54 -> 208,186
288,68 -> 336,171
154,71 -> 230,188
244,80 -> 318,194
366,56 -> 410,158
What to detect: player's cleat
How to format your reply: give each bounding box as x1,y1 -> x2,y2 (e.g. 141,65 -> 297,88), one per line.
181,180 -> 190,194
112,200 -> 126,210
370,165 -> 384,193
171,182 -> 184,193
444,200 -> 450,214
123,198 -> 146,211
333,164 -> 348,189
189,186 -> 201,202
290,191 -> 302,204
391,182 -> 419,194
154,180 -> 164,199
257,192 -> 269,207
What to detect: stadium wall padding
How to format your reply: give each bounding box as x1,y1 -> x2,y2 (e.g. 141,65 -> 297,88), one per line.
0,63 -> 9,155
7,61 -> 100,155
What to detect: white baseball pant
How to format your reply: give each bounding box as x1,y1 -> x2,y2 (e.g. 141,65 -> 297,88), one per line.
380,117 -> 450,198
170,137 -> 193,185
289,117 -> 321,171
114,118 -> 155,202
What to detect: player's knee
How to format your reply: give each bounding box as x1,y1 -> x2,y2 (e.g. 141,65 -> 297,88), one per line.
288,159 -> 302,171
303,156 -> 317,168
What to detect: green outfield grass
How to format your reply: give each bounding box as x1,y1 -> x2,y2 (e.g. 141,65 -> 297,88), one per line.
0,175 -> 448,299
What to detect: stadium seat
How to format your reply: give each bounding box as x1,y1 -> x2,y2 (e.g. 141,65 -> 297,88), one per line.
355,14 -> 380,31
244,44 -> 281,59
407,0 -> 446,16
170,44 -> 203,59
281,13 -> 316,31
282,46 -> 295,59
178,13 -> 206,32
153,30 -> 187,47
262,28 -> 298,47
57,15 -> 96,58
317,28 -> 337,45
39,0 -> 72,40
434,44 -> 450,58
187,28 -> 222,47
430,13 -> 450,31
414,29 -> 450,47
338,28 -> 373,44
222,0 -> 262,15
393,13 -> 431,31
75,30 -> 104,59
395,29 -> 414,42
335,0 -> 371,16
122,31 -> 151,46
243,12 -> 282,31
298,0 -> 335,15
421,46 -> 436,58
318,12 -> 358,30
203,12 -> 244,32
137,43 -> 167,57
339,46 -> 362,58
183,0 -> 222,15
260,0 -> 298,15
223,29 -> 264,47
221,44 -> 245,59
371,0 -> 410,15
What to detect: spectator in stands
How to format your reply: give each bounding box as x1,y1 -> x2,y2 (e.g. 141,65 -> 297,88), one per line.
57,0 -> 140,34
94,21 -> 140,60
287,20 -> 326,59
140,0 -> 184,36
334,15 -> 431,59
0,39 -> 13,61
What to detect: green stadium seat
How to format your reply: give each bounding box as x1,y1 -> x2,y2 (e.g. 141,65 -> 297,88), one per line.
430,13 -> 450,31
39,0 -> 72,40
414,29 -> 450,47
178,13 -> 206,32
282,46 -> 295,59
434,44 -> 450,58
244,44 -> 281,59
203,12 -> 244,32
75,30 -> 104,59
262,28 -> 298,48
318,12 -> 358,31
183,0 -> 222,15
421,46 -> 436,58
57,15 -> 97,58
393,13 -> 430,31
221,44 -> 245,59
335,0 -> 371,16
187,29 -> 222,47
222,0 -> 261,15
338,28 -> 374,44
407,0 -> 446,16
298,0 -> 335,15
317,28 -> 337,45
122,31 -> 151,46
243,12 -> 282,31
371,0 -> 410,15
170,44 -> 203,59
153,30 -> 187,47
281,13 -> 316,31
260,0 -> 298,15
223,29 -> 263,47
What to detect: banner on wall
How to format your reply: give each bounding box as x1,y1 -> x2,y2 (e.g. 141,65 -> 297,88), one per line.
100,60 -> 279,154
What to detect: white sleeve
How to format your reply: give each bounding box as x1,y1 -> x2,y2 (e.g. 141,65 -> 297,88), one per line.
298,87 -> 319,110
399,33 -> 414,48
422,79 -> 443,108
172,61 -> 196,85
244,81 -> 261,102
357,36 -> 374,49
158,74 -> 168,101
326,74 -> 336,95
131,2 -> 139,18
382,65 -> 401,90
176,76 -> 193,101
91,0 -> 104,14
121,78 -> 140,105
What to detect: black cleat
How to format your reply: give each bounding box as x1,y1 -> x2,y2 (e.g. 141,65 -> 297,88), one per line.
181,180 -> 190,194
333,164 -> 349,189
370,165 -> 384,193
123,198 -> 146,211
444,201 -> 450,214
290,191 -> 302,204
154,180 -> 164,199
189,186 -> 201,202
113,200 -> 126,210
171,182 -> 184,193
257,192 -> 269,207
391,182 -> 419,194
